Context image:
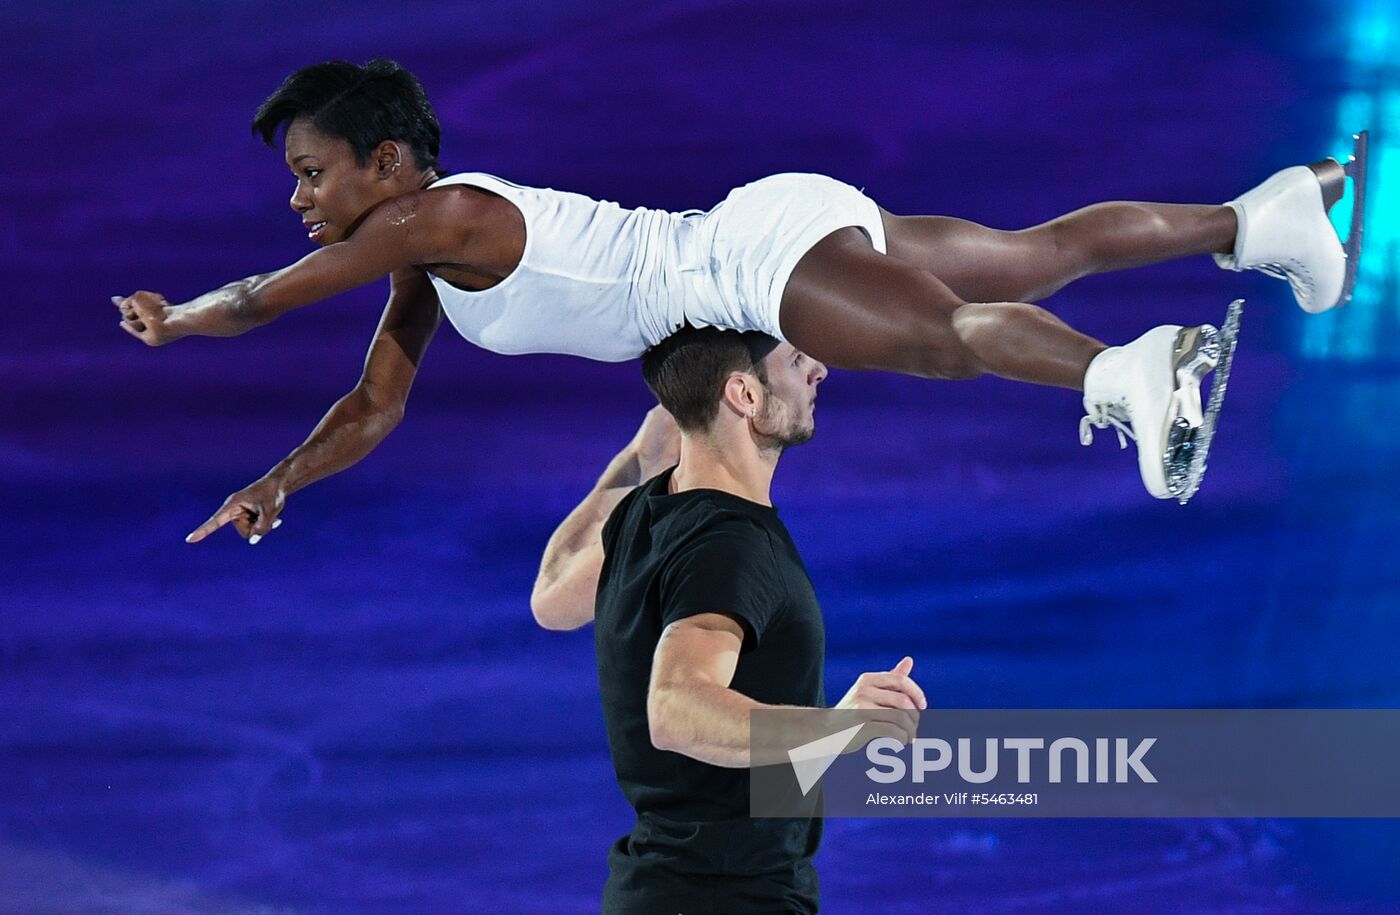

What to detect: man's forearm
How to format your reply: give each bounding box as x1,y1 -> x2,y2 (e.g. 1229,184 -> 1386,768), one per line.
164,274 -> 274,339
651,683 -> 811,768
533,444 -> 644,604
265,385 -> 403,495
532,406 -> 679,629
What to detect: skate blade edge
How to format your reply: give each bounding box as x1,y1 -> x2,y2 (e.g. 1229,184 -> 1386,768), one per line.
1340,130 -> 1368,307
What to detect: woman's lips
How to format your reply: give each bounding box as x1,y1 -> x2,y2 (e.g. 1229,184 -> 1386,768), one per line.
306,221 -> 328,241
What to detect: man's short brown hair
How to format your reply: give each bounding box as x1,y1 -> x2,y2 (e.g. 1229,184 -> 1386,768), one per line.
641,325 -> 780,432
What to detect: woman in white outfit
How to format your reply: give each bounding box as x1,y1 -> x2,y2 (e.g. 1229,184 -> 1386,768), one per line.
113,60 -> 1365,539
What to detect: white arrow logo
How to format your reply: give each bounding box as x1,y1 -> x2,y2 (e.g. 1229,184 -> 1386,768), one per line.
788,723 -> 865,796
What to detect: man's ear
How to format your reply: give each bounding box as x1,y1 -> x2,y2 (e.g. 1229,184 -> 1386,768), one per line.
721,371 -> 761,419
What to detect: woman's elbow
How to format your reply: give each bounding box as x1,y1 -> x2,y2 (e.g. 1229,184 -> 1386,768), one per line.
357,382 -> 407,428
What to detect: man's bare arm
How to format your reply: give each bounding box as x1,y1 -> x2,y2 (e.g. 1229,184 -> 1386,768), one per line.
186,267 -> 443,543
531,407 -> 680,629
648,614 -> 929,768
116,191 -> 464,345
647,613 -> 770,767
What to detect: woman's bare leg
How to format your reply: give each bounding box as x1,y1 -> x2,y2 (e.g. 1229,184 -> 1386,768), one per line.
780,228 -> 1106,391
781,227 -> 1241,501
880,202 -> 1238,304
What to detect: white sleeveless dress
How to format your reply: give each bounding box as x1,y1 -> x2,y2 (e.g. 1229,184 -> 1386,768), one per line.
425,171 -> 887,361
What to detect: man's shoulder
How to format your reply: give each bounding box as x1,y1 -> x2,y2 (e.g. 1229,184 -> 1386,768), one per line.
663,507 -> 782,584
661,492 -> 777,547
601,472 -> 670,545
603,478 -> 780,565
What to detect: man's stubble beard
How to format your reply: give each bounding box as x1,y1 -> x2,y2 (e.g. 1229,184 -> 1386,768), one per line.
755,399 -> 814,454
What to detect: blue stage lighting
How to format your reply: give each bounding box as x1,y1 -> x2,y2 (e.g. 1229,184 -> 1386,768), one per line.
1302,0 -> 1398,360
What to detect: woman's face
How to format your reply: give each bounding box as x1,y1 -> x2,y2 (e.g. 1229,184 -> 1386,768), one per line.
283,118 -> 394,246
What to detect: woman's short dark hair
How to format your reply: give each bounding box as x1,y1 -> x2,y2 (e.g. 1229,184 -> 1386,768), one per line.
641,325 -> 780,432
252,59 -> 441,171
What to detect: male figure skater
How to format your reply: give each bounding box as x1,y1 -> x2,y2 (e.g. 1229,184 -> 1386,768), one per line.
113,60 -> 1369,537
533,325 -> 926,913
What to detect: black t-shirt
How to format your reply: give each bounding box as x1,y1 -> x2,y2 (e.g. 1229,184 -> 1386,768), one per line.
595,468 -> 826,915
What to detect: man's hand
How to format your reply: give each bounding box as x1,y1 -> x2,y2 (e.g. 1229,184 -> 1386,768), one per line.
630,406 -> 680,479
187,476 -> 288,545
834,656 -> 926,746
113,291 -> 181,346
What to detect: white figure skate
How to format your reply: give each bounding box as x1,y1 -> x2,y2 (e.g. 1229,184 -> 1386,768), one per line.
1215,131 -> 1368,313
1081,301 -> 1243,504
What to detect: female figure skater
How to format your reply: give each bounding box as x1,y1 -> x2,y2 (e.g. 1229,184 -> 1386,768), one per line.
113,60 -> 1365,542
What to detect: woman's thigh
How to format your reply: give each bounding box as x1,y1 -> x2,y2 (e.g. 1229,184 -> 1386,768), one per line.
778,228 -> 979,380
879,210 -> 1073,304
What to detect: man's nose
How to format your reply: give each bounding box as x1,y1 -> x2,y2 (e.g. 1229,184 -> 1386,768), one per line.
811,360 -> 828,384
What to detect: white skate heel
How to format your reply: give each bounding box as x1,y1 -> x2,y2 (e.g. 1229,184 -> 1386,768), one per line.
1215,131 -> 1368,313
1081,300 -> 1243,504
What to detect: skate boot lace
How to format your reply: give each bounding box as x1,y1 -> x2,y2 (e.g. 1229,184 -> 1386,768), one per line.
1079,403 -> 1135,450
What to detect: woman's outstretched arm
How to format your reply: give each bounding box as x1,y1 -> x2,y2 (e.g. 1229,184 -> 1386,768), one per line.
114,191 -> 461,345
185,266 -> 443,544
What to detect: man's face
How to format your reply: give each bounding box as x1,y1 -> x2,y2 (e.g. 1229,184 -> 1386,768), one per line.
754,343 -> 827,449
283,118 -> 390,246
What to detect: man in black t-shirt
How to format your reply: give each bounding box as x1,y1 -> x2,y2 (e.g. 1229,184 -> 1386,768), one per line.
532,326 -> 927,914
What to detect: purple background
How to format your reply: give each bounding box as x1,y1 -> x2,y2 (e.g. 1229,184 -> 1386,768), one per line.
4,1 -> 1399,912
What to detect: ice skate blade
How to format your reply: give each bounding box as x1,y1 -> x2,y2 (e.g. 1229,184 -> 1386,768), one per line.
1165,300 -> 1243,505
1341,130 -> 1368,307
1307,130 -> 1368,308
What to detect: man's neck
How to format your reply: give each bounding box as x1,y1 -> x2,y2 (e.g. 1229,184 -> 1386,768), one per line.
669,429 -> 779,506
